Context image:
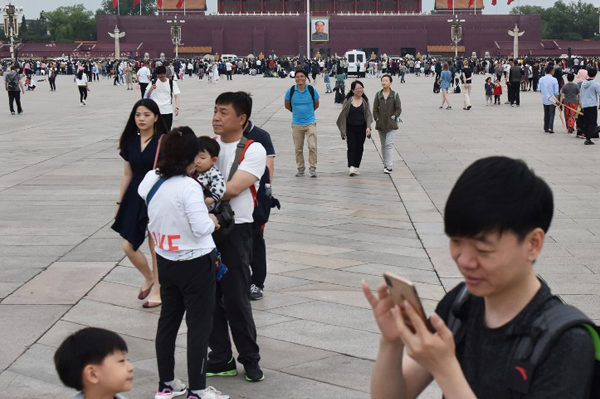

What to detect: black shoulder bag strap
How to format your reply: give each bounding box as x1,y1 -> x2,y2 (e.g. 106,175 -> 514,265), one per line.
227,136 -> 249,181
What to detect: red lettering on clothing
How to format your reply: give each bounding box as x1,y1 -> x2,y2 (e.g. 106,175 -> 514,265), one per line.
167,235 -> 180,250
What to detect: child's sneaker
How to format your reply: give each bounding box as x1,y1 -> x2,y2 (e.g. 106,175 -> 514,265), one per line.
155,378 -> 188,399
187,387 -> 229,399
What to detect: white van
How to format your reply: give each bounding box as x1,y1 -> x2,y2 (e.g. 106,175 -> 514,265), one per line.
345,50 -> 366,77
220,54 -> 238,62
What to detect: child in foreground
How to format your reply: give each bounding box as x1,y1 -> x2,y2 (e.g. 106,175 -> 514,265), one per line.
54,327 -> 133,399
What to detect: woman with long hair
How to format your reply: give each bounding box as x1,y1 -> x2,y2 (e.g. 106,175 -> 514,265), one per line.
336,80 -> 373,176
75,67 -> 88,106
138,127 -> 228,399
112,99 -> 168,308
439,63 -> 452,109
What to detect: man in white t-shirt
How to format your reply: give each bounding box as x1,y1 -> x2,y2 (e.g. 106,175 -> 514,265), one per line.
206,91 -> 267,383
136,62 -> 151,99
225,61 -> 233,81
144,65 -> 180,129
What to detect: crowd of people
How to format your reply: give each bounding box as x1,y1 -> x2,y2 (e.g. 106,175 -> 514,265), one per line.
3,50 -> 600,399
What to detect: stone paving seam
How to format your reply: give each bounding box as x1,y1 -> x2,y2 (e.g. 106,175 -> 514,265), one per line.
367,137 -> 448,293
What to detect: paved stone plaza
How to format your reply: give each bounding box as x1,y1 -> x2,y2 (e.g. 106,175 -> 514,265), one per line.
1,72 -> 599,398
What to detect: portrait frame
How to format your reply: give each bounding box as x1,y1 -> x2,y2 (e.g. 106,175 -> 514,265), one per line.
311,18 -> 329,42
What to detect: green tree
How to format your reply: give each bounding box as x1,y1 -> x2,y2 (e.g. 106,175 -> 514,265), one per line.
512,0 -> 600,40
97,0 -> 157,15
20,12 -> 51,42
511,5 -> 545,15
45,4 -> 96,42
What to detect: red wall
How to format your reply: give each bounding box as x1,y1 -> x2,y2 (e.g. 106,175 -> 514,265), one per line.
96,13 -> 541,58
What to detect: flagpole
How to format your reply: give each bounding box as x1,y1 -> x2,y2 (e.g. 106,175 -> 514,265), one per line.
118,0 -> 120,15
140,0 -> 142,15
184,0 -> 186,16
453,0 -> 454,16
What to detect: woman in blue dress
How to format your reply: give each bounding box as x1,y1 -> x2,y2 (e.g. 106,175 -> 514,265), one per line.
112,99 -> 168,308
439,63 -> 452,110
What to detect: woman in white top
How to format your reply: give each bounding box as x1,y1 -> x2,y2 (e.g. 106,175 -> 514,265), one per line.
138,127 -> 228,399
75,67 -> 89,106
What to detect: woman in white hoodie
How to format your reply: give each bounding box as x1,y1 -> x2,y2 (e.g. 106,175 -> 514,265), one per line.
138,127 -> 228,399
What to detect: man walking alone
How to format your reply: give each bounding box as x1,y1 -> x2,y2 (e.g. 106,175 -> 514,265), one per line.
284,69 -> 320,177
5,65 -> 25,115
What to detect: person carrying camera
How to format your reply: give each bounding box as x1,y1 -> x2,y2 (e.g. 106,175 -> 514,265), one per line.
145,65 -> 180,129
206,92 -> 267,383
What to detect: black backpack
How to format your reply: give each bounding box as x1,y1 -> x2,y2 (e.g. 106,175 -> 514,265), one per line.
289,85 -> 316,111
6,72 -> 19,91
448,283 -> 600,398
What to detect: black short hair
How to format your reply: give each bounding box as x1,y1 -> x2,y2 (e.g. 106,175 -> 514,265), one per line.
381,74 -> 393,83
567,73 -> 575,82
587,67 -> 597,78
197,135 -> 220,157
155,65 -> 167,75
54,327 -> 128,391
215,91 -> 252,121
157,126 -> 200,178
545,65 -> 554,74
294,69 -> 307,77
444,156 -> 553,240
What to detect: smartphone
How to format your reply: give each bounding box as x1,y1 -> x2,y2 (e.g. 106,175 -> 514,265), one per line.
383,272 -> 435,333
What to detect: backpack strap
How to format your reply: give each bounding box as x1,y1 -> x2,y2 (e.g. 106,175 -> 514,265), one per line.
237,138 -> 258,207
447,282 -> 470,344
288,85 -> 296,111
145,177 -> 166,206
308,85 -> 316,109
507,302 -> 593,397
169,78 -> 174,104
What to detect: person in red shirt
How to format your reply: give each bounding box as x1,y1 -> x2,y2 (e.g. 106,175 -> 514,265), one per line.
493,79 -> 502,105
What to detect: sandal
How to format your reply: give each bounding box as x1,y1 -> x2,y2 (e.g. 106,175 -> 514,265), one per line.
143,300 -> 162,309
137,283 -> 154,300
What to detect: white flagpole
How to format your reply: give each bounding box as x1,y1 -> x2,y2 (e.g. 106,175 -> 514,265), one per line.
140,0 -> 142,15
453,0 -> 455,16
117,0 -> 120,15
184,0 -> 186,15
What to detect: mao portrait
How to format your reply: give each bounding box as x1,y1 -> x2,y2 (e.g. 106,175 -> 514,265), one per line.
311,18 -> 329,41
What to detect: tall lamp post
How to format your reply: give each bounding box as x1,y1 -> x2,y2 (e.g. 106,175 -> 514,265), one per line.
166,15 -> 185,59
1,3 -> 23,62
447,14 -> 465,59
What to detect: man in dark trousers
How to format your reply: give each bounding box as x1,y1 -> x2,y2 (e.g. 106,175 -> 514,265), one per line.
207,92 -> 267,382
4,65 -> 25,115
508,59 -> 522,106
243,115 -> 276,301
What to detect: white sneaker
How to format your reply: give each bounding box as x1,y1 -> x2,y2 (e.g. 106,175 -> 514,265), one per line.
82,99 -> 86,105
155,378 -> 187,399
354,168 -> 360,176
348,167 -> 356,176
197,386 -> 229,399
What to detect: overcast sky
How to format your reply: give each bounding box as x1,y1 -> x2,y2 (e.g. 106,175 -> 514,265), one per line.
10,0 -> 600,19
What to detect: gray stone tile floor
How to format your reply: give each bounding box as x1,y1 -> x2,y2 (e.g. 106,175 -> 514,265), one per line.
1,71 -> 599,398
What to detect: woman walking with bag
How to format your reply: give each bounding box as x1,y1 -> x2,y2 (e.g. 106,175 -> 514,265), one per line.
336,80 -> 373,176
112,99 -> 168,308
373,74 -> 402,174
138,127 -> 229,399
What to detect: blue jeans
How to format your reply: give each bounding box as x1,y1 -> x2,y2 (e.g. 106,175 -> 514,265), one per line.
378,130 -> 396,169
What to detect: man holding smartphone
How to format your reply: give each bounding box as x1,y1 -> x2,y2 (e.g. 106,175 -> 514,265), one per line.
364,156 -> 595,399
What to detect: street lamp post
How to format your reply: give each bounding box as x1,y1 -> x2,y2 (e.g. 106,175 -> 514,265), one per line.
1,3 -> 23,63
447,14 -> 465,59
166,15 -> 185,59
